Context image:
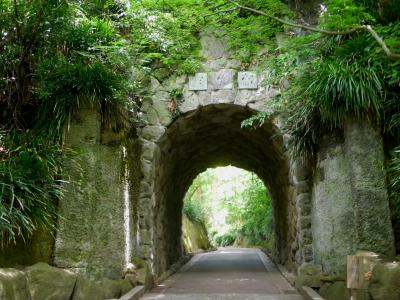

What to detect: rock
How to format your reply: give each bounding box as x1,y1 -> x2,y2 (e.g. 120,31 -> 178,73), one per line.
125,274 -> 138,287
295,264 -> 323,288
119,277 -> 134,295
101,278 -> 121,299
293,160 -> 310,181
131,257 -> 153,289
320,281 -> 350,300
0,268 -> 31,300
26,263 -> 76,300
140,125 -> 165,142
296,181 -> 310,194
72,276 -> 103,300
318,283 -> 331,297
369,262 -> 400,300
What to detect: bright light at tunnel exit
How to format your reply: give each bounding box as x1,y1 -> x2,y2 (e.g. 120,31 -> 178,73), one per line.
189,166 -> 256,235
210,166 -> 248,234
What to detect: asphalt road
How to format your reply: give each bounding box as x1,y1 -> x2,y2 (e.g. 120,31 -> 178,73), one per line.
141,248 -> 304,300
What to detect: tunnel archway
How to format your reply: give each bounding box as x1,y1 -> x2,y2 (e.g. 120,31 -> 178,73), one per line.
151,104 -> 294,275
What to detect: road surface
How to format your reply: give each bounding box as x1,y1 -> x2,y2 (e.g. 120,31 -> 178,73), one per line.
141,248 -> 304,300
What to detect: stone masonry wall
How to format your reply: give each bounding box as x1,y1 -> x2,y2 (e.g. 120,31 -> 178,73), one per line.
54,108 -> 139,280
136,29 -> 306,276
312,122 -> 395,275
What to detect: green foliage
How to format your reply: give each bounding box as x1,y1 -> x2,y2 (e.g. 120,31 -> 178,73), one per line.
183,198 -> 207,225
389,148 -> 400,212
0,130 -> 65,245
222,175 -> 273,247
248,0 -> 400,159
213,231 -> 237,247
127,0 -> 204,79
204,0 -> 293,63
241,112 -> 270,129
183,167 -> 273,250
321,0 -> 375,30
389,147 -> 400,251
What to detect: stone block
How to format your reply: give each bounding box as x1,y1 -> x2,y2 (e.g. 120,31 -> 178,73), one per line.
131,257 -> 153,289
297,216 -> 311,230
125,274 -> 138,287
319,281 -> 350,300
200,33 -> 227,59
299,229 -> 312,246
293,160 -> 311,181
188,73 -> 207,91
140,230 -> 152,245
296,181 -> 310,194
210,89 -> 236,104
140,125 -> 165,142
0,268 -> 31,300
370,261 -> 400,300
101,278 -> 122,299
119,277 -> 134,295
295,263 -> 322,288
179,92 -> 199,113
210,69 -> 234,90
141,140 -> 156,161
302,245 -> 314,262
238,71 -> 258,89
26,263 -> 77,300
72,276 -> 103,300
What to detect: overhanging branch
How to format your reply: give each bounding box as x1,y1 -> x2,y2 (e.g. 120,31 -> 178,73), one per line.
208,0 -> 400,60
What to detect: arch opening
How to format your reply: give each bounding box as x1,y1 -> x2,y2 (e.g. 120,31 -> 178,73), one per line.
181,166 -> 274,253
152,104 -> 294,275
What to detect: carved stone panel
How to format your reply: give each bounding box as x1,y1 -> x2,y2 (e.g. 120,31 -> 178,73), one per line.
238,71 -> 258,89
188,73 -> 208,91
210,69 -> 234,90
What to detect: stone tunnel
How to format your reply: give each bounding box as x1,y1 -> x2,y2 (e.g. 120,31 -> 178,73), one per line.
49,30 -> 395,283
150,104 -> 292,275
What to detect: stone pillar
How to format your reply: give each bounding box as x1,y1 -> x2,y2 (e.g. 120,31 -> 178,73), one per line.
292,159 -> 314,267
312,131 -> 357,274
343,121 -> 394,257
312,122 -> 395,275
54,108 -> 133,280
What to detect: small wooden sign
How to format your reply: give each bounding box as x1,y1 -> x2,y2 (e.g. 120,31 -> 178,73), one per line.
347,255 -> 363,289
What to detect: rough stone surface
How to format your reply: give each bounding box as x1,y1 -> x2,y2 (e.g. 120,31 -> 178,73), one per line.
0,269 -> 31,300
238,72 -> 258,89
0,228 -> 54,268
210,69 -> 234,90
50,28 -> 396,284
369,261 -> 400,300
343,121 -> 395,257
134,31 -> 296,275
147,104 -> 292,276
295,264 -> 323,288
188,73 -> 208,91
101,278 -> 122,299
119,277 -> 134,295
182,215 -> 212,253
132,257 -> 153,289
319,281 -> 350,300
71,276 -> 103,300
26,263 -> 77,300
312,122 -> 395,275
312,132 -> 356,275
54,109 -> 140,280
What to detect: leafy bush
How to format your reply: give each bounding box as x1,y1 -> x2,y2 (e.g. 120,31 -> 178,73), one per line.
0,130 -> 65,245
213,231 -> 237,247
183,198 -> 207,225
